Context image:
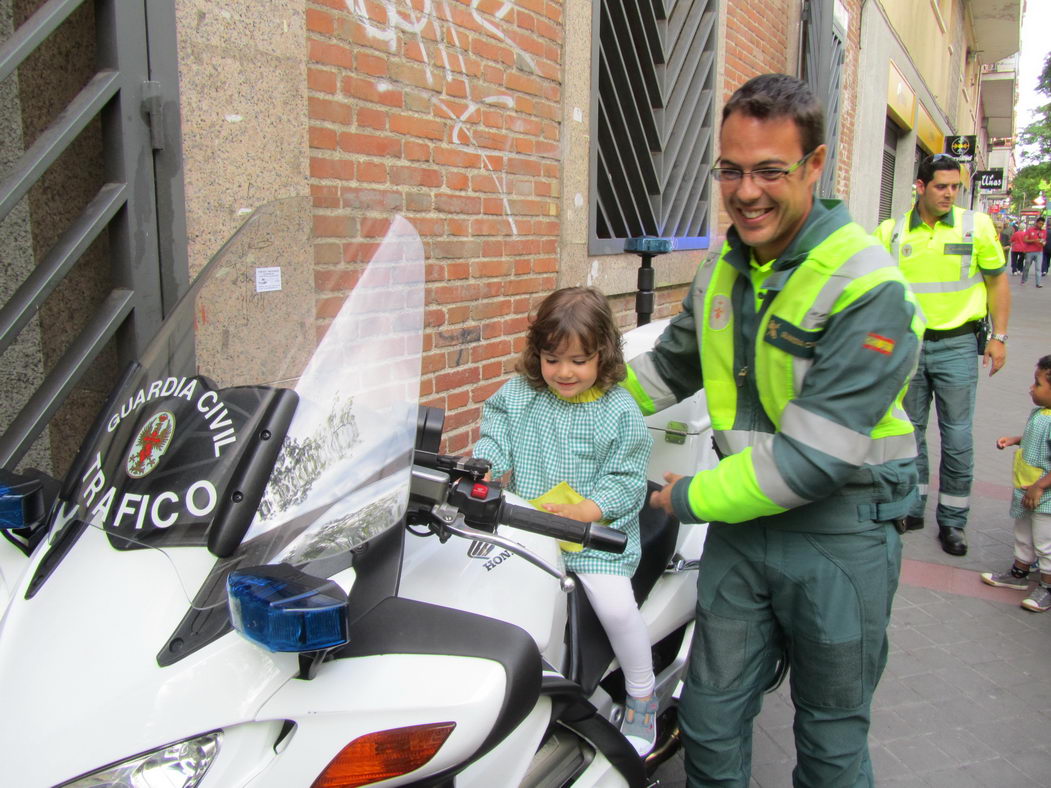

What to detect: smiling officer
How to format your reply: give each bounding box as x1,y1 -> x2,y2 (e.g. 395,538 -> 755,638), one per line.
875,154 -> 1011,556
624,74 -> 923,786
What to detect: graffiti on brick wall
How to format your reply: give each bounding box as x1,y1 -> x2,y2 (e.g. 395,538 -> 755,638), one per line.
344,0 -> 542,234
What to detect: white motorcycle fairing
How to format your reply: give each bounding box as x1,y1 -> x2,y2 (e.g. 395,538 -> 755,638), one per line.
0,198 -> 712,788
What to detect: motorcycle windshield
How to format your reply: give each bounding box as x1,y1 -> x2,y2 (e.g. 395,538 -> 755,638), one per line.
40,196 -> 424,611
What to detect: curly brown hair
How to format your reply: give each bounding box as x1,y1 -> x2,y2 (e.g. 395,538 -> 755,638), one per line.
517,287 -> 626,391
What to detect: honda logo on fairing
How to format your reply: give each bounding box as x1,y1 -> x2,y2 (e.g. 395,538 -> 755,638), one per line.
467,540 -> 495,558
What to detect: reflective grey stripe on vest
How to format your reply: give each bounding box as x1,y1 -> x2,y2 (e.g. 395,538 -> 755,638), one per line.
781,402 -> 870,465
790,244 -> 894,393
750,433 -> 811,508
780,402 -> 917,465
889,215 -> 906,259
896,210 -> 981,294
714,429 -> 769,456
629,352 -> 680,414
959,210 -> 974,277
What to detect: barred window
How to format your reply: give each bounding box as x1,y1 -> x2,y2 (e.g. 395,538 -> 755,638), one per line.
589,0 -> 717,254
801,0 -> 846,199
879,120 -> 899,224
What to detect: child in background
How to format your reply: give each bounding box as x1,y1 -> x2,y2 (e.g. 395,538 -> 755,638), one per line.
981,355 -> 1051,611
473,287 -> 656,753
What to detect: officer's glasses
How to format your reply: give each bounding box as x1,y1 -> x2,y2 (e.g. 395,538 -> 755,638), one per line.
710,150 -> 815,183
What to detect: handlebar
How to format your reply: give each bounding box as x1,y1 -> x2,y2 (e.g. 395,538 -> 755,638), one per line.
409,463 -> 627,554
498,502 -> 627,554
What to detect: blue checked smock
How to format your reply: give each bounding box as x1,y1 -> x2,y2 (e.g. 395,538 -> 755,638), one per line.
474,375 -> 652,576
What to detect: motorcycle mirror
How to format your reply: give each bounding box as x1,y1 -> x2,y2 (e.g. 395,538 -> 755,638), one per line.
415,406 -> 444,454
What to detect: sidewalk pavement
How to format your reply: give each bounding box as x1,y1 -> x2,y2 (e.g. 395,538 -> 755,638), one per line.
654,276 -> 1051,786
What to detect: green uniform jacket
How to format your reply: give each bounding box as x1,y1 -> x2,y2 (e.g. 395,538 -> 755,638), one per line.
626,200 -> 923,533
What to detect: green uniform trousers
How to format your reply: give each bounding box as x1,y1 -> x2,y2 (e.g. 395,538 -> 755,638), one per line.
679,522 -> 902,787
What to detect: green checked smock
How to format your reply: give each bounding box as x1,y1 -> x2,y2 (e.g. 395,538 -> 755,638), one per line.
1010,408 -> 1051,517
474,375 -> 652,576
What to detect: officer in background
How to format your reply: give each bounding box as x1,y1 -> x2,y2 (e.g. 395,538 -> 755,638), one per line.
875,154 -> 1010,556
627,74 -> 923,787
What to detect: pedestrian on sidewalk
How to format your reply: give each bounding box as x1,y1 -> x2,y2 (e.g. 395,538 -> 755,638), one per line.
998,220 -> 1012,267
1042,223 -> 1051,276
981,354 -> 1051,612
875,154 -> 1011,556
1020,218 -> 1045,287
1010,222 -> 1026,274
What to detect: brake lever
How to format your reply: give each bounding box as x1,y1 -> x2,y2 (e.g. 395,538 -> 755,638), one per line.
431,503 -> 576,593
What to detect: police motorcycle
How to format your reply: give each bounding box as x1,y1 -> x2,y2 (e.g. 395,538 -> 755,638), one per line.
0,196 -> 713,788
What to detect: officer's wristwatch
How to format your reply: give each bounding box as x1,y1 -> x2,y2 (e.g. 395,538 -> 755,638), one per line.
990,333 -> 1008,344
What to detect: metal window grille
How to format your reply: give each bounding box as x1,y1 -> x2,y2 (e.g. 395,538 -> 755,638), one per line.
0,0 -> 186,472
800,0 -> 845,199
589,0 -> 717,254
878,120 -> 897,223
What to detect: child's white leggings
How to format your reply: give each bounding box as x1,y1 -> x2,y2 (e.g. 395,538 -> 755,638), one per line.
577,572 -> 656,699
1014,510 -> 1051,574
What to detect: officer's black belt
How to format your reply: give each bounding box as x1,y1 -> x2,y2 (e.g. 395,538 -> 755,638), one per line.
923,321 -> 977,341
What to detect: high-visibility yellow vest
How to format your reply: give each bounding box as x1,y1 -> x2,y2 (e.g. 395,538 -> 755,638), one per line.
696,224 -> 923,516
881,208 -> 993,330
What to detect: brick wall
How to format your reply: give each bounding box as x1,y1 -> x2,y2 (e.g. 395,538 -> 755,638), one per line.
304,0 -> 815,454
722,0 -> 793,100
722,0 -> 862,199
835,0 -> 862,198
306,0 -> 564,453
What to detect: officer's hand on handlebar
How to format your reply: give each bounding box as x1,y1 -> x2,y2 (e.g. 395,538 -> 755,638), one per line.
649,472 -> 685,516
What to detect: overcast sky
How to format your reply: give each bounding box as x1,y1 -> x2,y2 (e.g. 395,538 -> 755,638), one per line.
1016,0 -> 1050,158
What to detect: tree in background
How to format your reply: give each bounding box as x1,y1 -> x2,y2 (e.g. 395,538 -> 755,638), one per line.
1009,164 -> 1051,214
1013,51 -> 1051,213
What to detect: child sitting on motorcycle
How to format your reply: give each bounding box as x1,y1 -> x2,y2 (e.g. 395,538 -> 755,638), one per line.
473,286 -> 657,754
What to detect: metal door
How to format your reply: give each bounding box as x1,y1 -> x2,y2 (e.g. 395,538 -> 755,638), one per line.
0,0 -> 185,474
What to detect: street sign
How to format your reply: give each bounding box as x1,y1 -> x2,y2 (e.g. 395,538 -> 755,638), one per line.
944,135 -> 977,162
974,169 -> 1004,190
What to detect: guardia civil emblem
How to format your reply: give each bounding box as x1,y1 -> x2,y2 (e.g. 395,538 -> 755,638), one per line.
710,294 -> 732,330
901,244 -> 912,258
127,411 -> 175,478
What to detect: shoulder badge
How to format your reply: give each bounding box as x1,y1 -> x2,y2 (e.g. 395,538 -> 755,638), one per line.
709,294 -> 732,330
863,333 -> 895,356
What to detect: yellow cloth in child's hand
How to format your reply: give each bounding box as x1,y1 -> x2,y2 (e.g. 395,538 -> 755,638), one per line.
529,481 -> 590,552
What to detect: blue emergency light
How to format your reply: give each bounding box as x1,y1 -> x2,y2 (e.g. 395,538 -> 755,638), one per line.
0,486 -> 24,529
0,471 -> 48,530
227,564 -> 350,652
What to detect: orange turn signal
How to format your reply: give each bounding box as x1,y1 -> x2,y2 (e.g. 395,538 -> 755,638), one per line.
311,722 -> 457,788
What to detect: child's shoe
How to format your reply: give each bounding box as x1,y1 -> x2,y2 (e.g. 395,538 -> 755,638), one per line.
1021,584 -> 1051,612
980,566 -> 1030,590
621,694 -> 658,756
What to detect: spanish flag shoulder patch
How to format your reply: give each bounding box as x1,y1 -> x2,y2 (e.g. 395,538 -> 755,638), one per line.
863,333 -> 895,355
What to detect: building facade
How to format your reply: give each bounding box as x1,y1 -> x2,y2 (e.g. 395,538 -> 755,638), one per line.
851,0 -> 1022,231
0,0 -> 1023,474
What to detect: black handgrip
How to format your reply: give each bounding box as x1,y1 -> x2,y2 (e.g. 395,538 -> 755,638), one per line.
584,523 -> 629,554
499,502 -> 627,554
